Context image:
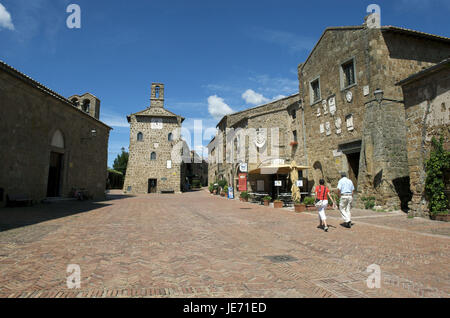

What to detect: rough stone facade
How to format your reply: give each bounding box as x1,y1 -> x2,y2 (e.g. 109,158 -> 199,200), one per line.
0,60 -> 111,207
296,24 -> 450,210
124,83 -> 187,194
398,59 -> 450,216
208,94 -> 300,197
208,22 -> 450,212
68,93 -> 101,120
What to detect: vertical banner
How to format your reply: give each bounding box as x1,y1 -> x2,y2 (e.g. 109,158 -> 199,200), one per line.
228,187 -> 234,199
239,173 -> 247,192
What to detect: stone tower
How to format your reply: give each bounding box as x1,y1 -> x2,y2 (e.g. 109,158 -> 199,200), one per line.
69,93 -> 101,119
123,83 -> 186,194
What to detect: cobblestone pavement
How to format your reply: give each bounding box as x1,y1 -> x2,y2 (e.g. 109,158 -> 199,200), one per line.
0,190 -> 449,298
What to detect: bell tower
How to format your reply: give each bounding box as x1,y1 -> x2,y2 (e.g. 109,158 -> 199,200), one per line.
150,83 -> 164,108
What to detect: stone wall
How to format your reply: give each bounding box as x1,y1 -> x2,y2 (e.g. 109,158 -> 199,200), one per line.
0,65 -> 110,206
208,95 -> 300,196
123,116 -> 183,194
297,26 -> 450,210
400,64 -> 450,216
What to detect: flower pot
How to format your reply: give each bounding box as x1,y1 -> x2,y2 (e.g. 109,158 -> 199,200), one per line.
264,200 -> 270,206
241,197 -> 248,202
431,214 -> 450,222
273,201 -> 283,209
306,205 -> 316,212
294,204 -> 306,213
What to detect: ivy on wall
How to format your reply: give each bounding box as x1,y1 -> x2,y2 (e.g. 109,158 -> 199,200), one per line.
425,136 -> 450,215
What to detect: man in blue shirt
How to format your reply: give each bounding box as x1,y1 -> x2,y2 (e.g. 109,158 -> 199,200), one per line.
337,172 -> 355,228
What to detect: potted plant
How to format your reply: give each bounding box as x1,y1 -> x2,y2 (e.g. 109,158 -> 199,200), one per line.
273,200 -> 283,209
212,183 -> 219,195
303,197 -> 316,211
294,199 -> 306,213
263,196 -> 272,206
220,186 -> 227,197
240,191 -> 250,202
431,212 -> 450,222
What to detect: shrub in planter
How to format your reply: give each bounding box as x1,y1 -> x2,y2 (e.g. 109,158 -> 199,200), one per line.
263,196 -> 272,206
273,200 -> 283,209
431,213 -> 450,222
240,191 -> 250,202
294,199 -> 306,213
303,197 -> 316,211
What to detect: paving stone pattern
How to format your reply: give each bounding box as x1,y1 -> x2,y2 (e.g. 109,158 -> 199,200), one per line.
0,190 -> 448,298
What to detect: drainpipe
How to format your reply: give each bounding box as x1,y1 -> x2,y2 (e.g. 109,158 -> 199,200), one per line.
300,99 -> 309,180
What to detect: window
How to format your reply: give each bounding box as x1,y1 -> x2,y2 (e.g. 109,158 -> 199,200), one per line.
293,130 -> 298,142
82,99 -> 90,113
168,133 -> 173,141
71,98 -> 79,107
155,86 -> 160,99
51,130 -> 65,148
151,152 -> 157,161
291,109 -> 297,119
137,132 -> 143,142
341,59 -> 356,89
310,78 -> 321,104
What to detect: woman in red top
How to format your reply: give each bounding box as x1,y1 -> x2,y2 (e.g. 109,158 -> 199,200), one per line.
315,179 -> 336,232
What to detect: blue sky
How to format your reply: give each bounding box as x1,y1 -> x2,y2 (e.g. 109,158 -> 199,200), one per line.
1,0 -> 449,167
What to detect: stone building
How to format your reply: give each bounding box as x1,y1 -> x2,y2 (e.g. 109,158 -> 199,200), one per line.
208,94 -> 301,198
397,58 -> 450,216
208,19 -> 450,211
185,150 -> 208,188
124,83 -> 188,194
0,60 -> 111,207
295,22 -> 450,210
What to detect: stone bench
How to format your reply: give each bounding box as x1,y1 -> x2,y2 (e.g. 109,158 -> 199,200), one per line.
6,194 -> 32,207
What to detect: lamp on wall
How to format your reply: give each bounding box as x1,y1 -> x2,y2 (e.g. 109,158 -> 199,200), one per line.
374,88 -> 384,104
81,129 -> 97,141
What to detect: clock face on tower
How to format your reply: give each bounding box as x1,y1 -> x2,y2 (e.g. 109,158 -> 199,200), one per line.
151,118 -> 163,130
345,91 -> 353,103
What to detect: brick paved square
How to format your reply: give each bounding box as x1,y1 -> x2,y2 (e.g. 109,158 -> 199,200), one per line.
0,190 -> 448,298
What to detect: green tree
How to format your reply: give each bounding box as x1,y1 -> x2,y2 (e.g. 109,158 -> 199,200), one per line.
113,147 -> 129,176
425,136 -> 450,215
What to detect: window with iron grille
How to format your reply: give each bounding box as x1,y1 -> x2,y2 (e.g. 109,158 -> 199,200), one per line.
341,59 -> 356,89
310,78 -> 321,104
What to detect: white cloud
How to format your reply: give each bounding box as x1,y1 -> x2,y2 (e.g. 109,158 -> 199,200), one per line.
208,95 -> 234,120
272,95 -> 287,101
242,89 -> 270,105
101,110 -> 129,128
0,3 -> 14,30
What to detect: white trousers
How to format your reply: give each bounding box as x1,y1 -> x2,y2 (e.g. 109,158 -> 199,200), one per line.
317,200 -> 328,222
340,196 -> 353,223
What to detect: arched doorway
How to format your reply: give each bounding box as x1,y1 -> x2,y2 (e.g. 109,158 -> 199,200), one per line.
47,130 -> 65,197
